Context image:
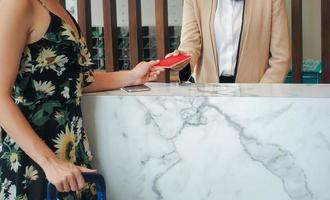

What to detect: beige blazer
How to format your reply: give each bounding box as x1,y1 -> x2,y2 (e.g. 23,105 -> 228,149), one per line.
178,0 -> 291,83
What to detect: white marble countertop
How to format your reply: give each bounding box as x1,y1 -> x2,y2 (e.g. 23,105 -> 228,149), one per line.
82,84 -> 330,200
84,83 -> 330,98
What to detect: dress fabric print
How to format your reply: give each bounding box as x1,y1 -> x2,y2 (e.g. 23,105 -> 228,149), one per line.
0,10 -> 96,200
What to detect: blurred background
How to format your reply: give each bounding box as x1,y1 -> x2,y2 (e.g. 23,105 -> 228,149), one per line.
62,0 -> 329,84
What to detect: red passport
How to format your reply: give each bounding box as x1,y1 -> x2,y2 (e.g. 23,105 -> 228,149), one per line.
154,54 -> 192,69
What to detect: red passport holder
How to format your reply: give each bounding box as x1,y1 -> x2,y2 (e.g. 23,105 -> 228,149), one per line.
154,54 -> 192,69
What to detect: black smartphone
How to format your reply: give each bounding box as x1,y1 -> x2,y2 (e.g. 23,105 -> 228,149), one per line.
121,84 -> 151,92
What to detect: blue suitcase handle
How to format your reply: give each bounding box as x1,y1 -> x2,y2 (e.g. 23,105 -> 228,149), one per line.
47,173 -> 106,200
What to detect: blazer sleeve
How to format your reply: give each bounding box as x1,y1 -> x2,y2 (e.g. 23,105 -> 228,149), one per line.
260,0 -> 291,83
178,0 -> 202,71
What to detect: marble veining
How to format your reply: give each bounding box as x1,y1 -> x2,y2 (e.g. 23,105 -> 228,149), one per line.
206,102 -> 314,200
82,84 -> 330,200
136,97 -> 315,200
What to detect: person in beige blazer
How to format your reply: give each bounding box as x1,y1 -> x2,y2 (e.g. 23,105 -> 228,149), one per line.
170,0 -> 291,83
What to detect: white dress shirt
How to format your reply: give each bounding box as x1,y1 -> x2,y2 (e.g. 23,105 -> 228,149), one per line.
214,0 -> 244,77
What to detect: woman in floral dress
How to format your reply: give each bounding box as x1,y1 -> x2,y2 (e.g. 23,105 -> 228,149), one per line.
0,0 -> 161,199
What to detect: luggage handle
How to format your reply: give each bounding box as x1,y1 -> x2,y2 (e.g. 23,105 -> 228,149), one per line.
47,172 -> 106,200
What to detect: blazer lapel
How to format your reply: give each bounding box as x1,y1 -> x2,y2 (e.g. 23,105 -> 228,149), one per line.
237,0 -> 252,79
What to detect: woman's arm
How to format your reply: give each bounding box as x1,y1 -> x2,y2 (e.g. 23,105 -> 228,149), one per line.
83,61 -> 160,93
260,0 -> 291,83
0,0 -> 94,193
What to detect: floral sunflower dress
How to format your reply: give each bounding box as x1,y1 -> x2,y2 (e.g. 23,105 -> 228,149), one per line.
0,4 -> 97,200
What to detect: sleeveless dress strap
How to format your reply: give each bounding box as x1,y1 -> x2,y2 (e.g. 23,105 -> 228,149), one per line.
37,0 -> 82,38
38,0 -> 50,11
38,0 -> 45,6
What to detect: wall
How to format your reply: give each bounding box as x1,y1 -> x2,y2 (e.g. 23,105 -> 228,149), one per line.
285,0 -> 321,59
114,0 -> 183,27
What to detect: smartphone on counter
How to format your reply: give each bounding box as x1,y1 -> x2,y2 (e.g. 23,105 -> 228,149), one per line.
121,84 -> 151,92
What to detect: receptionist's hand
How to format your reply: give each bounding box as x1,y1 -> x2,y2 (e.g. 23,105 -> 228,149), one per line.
165,50 -> 191,71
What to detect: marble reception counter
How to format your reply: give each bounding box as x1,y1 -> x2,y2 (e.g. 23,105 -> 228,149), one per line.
81,83 -> 330,200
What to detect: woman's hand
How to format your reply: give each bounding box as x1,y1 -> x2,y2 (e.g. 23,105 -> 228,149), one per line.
130,60 -> 163,85
42,157 -> 97,192
83,60 -> 163,92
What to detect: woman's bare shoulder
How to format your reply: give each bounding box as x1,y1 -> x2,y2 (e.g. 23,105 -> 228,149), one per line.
0,0 -> 33,18
0,0 -> 34,32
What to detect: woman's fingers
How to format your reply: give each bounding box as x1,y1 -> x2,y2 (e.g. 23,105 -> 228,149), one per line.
150,71 -> 160,76
43,158 -> 99,193
67,172 -> 79,191
148,60 -> 160,66
132,59 -> 163,85
77,166 -> 97,173
139,60 -> 159,69
62,178 -> 70,192
64,166 -> 97,192
75,171 -> 86,190
148,74 -> 158,82
148,70 -> 162,82
133,60 -> 159,77
150,67 -> 164,72
149,59 -> 164,73
55,182 -> 64,193
76,166 -> 97,190
73,168 -> 86,190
